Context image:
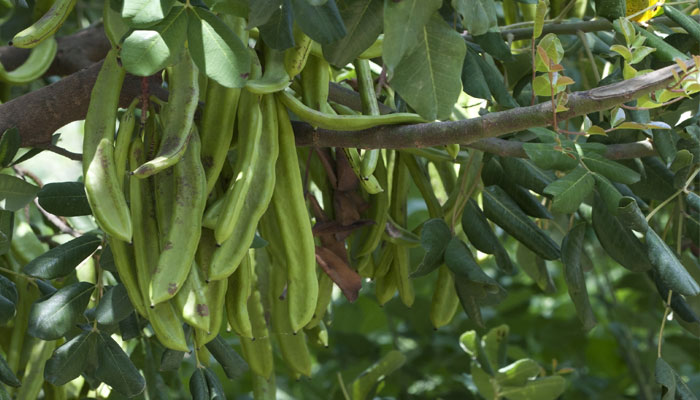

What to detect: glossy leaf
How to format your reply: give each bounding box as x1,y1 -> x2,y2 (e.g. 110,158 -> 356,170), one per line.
203,368 -> 226,398
190,368 -> 209,399
247,0 -> 281,28
187,7 -> 251,88
482,324 -> 509,371
543,167 -> 594,214
0,354 -> 20,387
499,375 -> 567,400
656,357 -> 676,400
412,218 -> 452,278
592,173 -> 622,215
37,182 -> 92,217
522,143 -> 578,171
496,358 -> 541,386
0,174 -> 39,212
44,331 -> 96,386
561,223 -> 596,331
351,350 -> 406,400
516,243 -> 556,293
27,281 -> 94,340
205,335 -> 249,380
258,0 -> 294,50
0,275 -> 16,306
646,228 -> 700,296
122,0 -> 176,27
0,127 -> 20,168
482,186 -> 561,260
444,237 -> 500,293
390,14 -> 466,121
0,210 -> 11,256
462,199 -> 514,274
95,331 -> 146,398
382,0 -> 441,72
452,0 -> 497,37
323,0 -> 383,68
291,0 -> 346,45
581,153 -> 641,184
617,197 -> 648,232
23,233 -> 101,280
499,157 -> 554,195
461,45 -> 492,100
0,294 -> 15,325
95,284 -> 134,326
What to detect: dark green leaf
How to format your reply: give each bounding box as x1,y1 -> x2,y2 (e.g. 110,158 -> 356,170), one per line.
190,368 -> 209,399
187,7 -> 251,88
44,331 -> 96,386
687,192 -> 700,212
522,143 -> 578,171
461,45 -> 492,100
445,237 -> 500,292
27,282 -> 94,340
516,243 -> 556,293
0,210 -> 13,256
629,157 -> 676,201
390,14 -> 466,120
581,153 -> 641,184
646,228 -> 700,296
0,275 -> 17,305
500,157 -> 554,195
593,173 -> 622,215
0,174 -> 39,212
23,233 -> 101,280
502,183 -> 553,219
95,284 -> 134,326
543,167 -> 594,214
118,312 -> 142,341
471,361 -> 495,398
247,0 -> 282,28
160,348 -> 186,371
482,186 -> 561,260
351,350 -> 407,400
99,245 -> 117,274
122,0 -> 176,27
0,294 -> 15,325
472,53 -> 519,108
37,182 -> 92,217
202,367 -> 226,399
95,332 -> 146,398
561,223 -> 596,331
411,218 -> 452,278
592,194 -> 652,272
121,5 -> 188,76
0,384 -> 9,400
655,357 -> 676,400
649,270 -> 700,324
617,197 -> 648,232
291,0 -> 346,45
382,0 -> 441,72
452,0 -> 497,37
652,129 -> 678,165
0,127 -> 20,168
499,376 -> 567,400
0,354 -> 20,387
258,0 -> 294,50
205,335 -> 249,380
462,199 -> 498,254
323,0 -> 382,67
472,31 -> 514,62
482,324 -> 508,371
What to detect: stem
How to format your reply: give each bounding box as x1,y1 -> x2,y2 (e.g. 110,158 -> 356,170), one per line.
337,372 -> 351,400
657,290 -> 673,358
646,167 -> 700,221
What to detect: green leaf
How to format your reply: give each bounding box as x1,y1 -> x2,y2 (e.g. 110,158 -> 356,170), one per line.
37,182 -> 92,217
120,5 -> 188,77
483,324 -> 509,371
516,243 -> 556,293
543,167 -> 595,214
472,31 -> 514,62
187,7 -> 251,88
258,0 -> 294,50
0,127 -> 20,168
0,294 -> 15,325
94,331 -> 146,398
655,358 -> 676,400
382,0 -> 441,72
291,0 -> 346,45
581,153 -> 641,184
444,237 -> 500,293
561,223 -> 596,331
27,282 -> 94,340
591,194 -> 652,272
202,367 -> 226,398
0,174 -> 39,212
461,45 -> 492,100
482,186 -> 561,260
122,0 -> 176,28
646,228 -> 700,296
592,173 -> 622,215
44,331 -> 96,386
687,192 -> 700,212
462,199 -> 515,274
0,275 -> 16,306
0,354 -> 20,387
500,157 -> 555,195
499,375 -> 567,400
411,218 -> 452,278
535,34 -> 564,72
390,14 -> 466,120
496,359 -> 541,386
23,233 -> 101,280
617,197 -> 648,232
247,0 -> 281,28
189,368 -> 209,399
452,0 -> 497,37
473,51 -> 519,108
95,284 -> 134,326
205,335 -> 249,380
522,143 -> 578,171
322,0 -> 383,68
459,330 -> 478,356
471,361 -> 496,399
351,350 -> 406,400
0,210 -> 11,256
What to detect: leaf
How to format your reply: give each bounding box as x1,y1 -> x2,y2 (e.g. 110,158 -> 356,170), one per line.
444,237 -> 500,293
351,350 -> 406,400
543,167 -> 595,214
646,228 -> 700,296
592,173 -> 623,215
617,197 -> 648,232
482,186 -> 561,260
499,157 -> 554,195
122,0 -> 176,27
258,0 -> 294,50
322,0 -> 383,67
452,0 -> 497,37
473,51 -> 519,108
0,354 -> 20,387
205,335 -> 249,380
189,368 -> 209,399
94,332 -> 146,398
0,275 -> 16,306
462,199 -> 498,254
120,5 -> 188,76
655,358 -> 676,400
44,331 -> 96,386
0,294 -> 15,325
516,243 -> 556,293
95,284 -> 134,326
290,0 -> 347,45
382,0 -> 441,72
202,368 -> 226,398
499,375 -> 567,400
22,233 -> 101,279
522,143 -> 578,171
411,218 -> 452,278
535,34 -> 564,72
561,223 -> 596,331
0,127 -> 20,168
591,194 -> 652,272
187,7 -> 251,88
496,359 -> 541,386
472,31 -> 514,62
482,324 -> 509,371
27,282 -> 94,340
0,210 -> 11,256
459,330 -> 478,356
0,174 -> 39,212
461,45 -> 492,100
247,0 -> 282,28
471,362 -> 496,399
581,153 -> 641,185
390,14 -> 466,121
37,182 -> 92,217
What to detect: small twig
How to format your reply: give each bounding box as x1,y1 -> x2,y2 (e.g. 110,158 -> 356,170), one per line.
46,144 -> 83,161
33,199 -> 81,237
657,289 -> 673,358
